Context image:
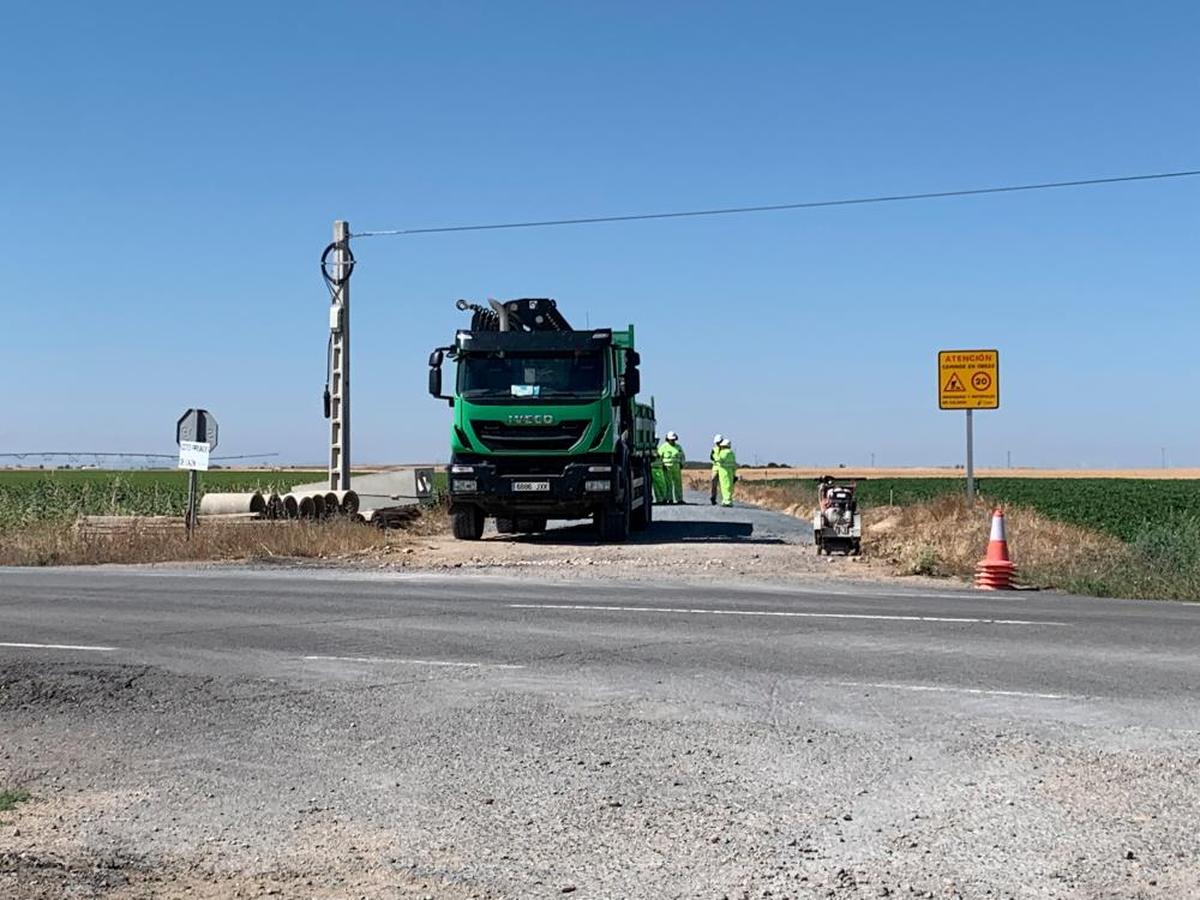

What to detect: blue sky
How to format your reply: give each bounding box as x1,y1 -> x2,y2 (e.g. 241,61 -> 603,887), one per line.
2,2 -> 1196,468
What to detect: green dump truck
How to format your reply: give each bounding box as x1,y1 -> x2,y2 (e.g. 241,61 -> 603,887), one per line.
428,298 -> 656,541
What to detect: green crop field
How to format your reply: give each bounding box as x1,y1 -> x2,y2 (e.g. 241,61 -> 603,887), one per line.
0,470 -> 325,528
755,477 -> 1200,543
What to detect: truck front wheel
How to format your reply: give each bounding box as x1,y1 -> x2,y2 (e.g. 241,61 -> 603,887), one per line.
594,487 -> 631,542
450,505 -> 485,540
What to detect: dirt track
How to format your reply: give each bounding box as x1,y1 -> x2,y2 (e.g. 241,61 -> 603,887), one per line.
328,491 -> 897,585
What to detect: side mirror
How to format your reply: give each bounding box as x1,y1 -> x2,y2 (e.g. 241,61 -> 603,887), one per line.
428,347 -> 452,400
622,367 -> 641,397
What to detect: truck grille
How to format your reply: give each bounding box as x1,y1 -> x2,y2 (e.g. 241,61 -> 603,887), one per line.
471,419 -> 590,452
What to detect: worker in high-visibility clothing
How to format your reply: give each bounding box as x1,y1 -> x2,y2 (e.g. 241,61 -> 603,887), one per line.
658,431 -> 686,504
709,433 -> 724,505
715,438 -> 738,507
650,438 -> 667,504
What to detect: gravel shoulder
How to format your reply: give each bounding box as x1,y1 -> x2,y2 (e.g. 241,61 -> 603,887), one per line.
3,653 -> 1196,899
330,492 -> 915,588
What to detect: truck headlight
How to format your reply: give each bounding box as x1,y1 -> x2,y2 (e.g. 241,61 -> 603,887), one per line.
585,480 -> 611,492
452,479 -> 477,492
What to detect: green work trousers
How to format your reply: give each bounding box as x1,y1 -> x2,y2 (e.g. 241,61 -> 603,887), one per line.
717,466 -> 736,505
663,463 -> 684,504
651,462 -> 667,504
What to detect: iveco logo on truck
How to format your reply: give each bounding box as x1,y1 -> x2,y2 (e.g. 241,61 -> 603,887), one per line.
507,414 -> 554,425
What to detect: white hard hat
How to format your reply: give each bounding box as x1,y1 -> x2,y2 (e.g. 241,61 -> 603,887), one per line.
666,430 -> 678,441
720,438 -> 731,447
713,433 -> 724,444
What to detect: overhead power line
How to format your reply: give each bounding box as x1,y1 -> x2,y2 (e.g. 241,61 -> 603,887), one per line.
352,169 -> 1200,239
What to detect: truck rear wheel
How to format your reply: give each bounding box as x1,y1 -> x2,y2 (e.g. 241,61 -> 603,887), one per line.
631,463 -> 652,531
450,505 -> 484,541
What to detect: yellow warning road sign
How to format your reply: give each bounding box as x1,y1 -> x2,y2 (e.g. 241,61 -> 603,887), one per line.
938,349 -> 999,409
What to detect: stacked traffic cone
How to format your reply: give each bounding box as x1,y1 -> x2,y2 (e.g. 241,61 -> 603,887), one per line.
975,508 -> 1017,590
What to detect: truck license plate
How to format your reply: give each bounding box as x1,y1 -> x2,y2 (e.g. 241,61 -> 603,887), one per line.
512,481 -> 550,492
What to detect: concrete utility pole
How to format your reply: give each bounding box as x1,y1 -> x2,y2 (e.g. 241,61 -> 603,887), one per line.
328,220 -> 351,490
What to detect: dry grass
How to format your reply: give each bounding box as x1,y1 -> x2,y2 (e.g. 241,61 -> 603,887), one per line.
0,518 -> 433,567
730,478 -> 1132,591
735,482 -> 819,519
862,495 -> 1127,583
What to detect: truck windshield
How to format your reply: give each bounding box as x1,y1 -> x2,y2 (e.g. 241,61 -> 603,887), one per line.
458,352 -> 606,400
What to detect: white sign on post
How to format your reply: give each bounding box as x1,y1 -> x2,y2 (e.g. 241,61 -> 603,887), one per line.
178,441 -> 211,471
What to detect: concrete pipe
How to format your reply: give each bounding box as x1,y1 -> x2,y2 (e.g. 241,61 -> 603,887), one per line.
199,492 -> 266,517
309,494 -> 326,520
323,492 -> 340,518
328,490 -> 360,516
284,493 -> 316,519
264,493 -> 284,520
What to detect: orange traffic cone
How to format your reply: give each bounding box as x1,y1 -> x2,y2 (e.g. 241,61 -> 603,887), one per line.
974,508 -> 1017,590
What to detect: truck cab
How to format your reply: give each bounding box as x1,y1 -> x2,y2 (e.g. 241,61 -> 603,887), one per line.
429,298 -> 655,541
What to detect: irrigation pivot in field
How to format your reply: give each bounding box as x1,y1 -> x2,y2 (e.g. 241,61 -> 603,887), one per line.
938,350 -> 999,503
176,408 -> 219,539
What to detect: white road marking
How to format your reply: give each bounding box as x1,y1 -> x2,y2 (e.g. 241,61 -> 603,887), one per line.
0,641 -> 118,652
302,655 -> 525,669
837,680 -> 1069,700
507,603 -> 1066,627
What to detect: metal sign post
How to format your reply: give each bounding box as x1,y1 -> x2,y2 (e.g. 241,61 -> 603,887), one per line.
176,409 -> 219,539
965,409 -> 975,503
938,350 -> 998,503
182,464 -> 202,538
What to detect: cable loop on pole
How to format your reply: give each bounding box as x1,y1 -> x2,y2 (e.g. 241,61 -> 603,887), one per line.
320,240 -> 355,287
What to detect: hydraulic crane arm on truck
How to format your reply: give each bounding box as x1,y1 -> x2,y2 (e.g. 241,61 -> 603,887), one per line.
428,298 -> 656,541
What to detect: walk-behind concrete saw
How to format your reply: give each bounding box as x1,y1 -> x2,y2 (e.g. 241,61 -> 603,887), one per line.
813,476 -> 863,556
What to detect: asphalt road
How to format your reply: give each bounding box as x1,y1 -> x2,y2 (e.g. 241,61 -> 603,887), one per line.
2,566 -> 1199,898
486,489 -> 814,545
653,490 -> 813,544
